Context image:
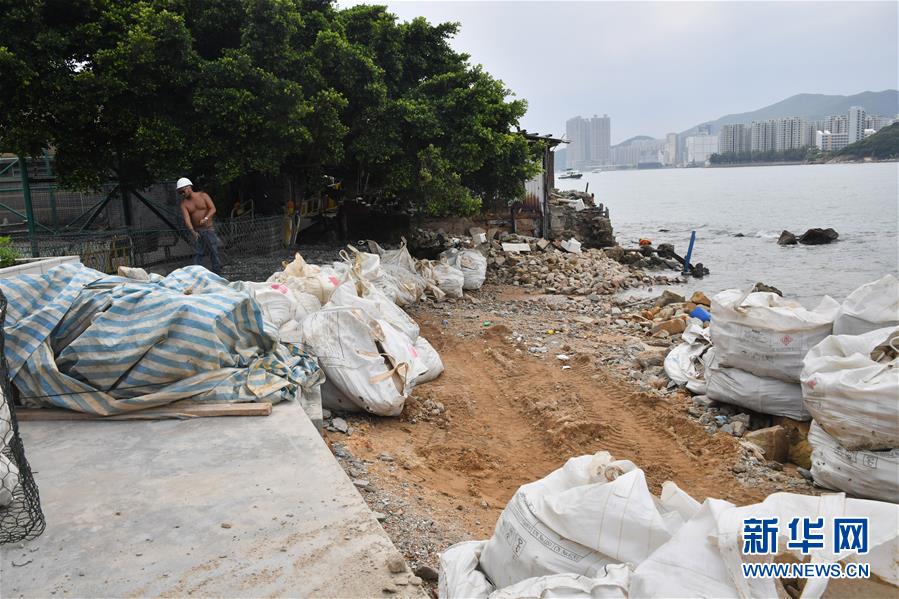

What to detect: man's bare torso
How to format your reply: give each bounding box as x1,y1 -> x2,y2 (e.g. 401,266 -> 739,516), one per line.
182,192 -> 213,229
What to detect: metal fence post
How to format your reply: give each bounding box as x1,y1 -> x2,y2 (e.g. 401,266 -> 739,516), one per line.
17,156 -> 38,258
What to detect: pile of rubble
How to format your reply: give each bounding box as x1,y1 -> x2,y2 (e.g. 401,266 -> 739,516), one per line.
547,189 -> 615,249
488,243 -> 663,295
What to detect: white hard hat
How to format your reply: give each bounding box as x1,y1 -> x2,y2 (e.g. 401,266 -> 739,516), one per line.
176,177 -> 193,190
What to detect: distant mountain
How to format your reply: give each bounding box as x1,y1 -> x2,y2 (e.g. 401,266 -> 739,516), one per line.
612,135 -> 656,148
680,90 -> 899,137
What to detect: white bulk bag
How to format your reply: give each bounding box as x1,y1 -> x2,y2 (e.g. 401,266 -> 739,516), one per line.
413,336 -> 444,384
372,319 -> 427,386
269,253 -> 345,304
431,259 -> 465,298
488,565 -> 631,599
413,259 -> 448,300
382,263 -> 426,306
251,283 -> 297,328
705,348 -> 809,420
439,541 -> 495,599
441,248 -> 487,290
714,492 -> 899,598
0,454 -> 20,508
301,307 -> 410,416
327,280 -> 420,341
801,327 -> 899,451
833,274 -> 899,336
710,289 -> 839,382
808,421 -> 899,503
479,452 -> 675,589
664,320 -> 712,394
631,499 -> 739,599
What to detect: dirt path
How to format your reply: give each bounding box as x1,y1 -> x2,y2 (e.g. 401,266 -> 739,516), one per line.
331,306 -> 801,550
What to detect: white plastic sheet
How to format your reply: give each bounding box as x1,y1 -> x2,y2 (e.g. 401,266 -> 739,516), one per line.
800,326 -> 899,451
833,274 -> 899,336
479,452 -> 677,589
705,348 -> 809,420
808,421 -> 899,503
710,289 -> 839,382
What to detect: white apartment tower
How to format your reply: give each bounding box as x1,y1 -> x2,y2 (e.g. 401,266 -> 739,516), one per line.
565,116 -> 591,169
848,106 -> 866,144
719,124 -> 751,154
588,114 -> 611,166
664,133 -> 678,165
750,120 -> 778,152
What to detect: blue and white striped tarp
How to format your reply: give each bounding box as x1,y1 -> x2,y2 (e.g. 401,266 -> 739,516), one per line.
1,263 -> 321,416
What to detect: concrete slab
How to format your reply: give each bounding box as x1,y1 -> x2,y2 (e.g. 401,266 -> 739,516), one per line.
1,402 -> 423,597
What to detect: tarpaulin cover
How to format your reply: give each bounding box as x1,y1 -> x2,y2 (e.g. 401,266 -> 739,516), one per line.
0,263 -> 321,416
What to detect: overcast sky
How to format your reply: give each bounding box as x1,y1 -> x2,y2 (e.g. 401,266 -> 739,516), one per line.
343,1 -> 898,144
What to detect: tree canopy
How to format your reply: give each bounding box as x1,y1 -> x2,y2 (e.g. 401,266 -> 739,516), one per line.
0,0 -> 540,216
837,123 -> 899,160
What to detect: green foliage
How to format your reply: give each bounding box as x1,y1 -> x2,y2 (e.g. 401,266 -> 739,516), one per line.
0,0 -> 538,216
0,237 -> 19,268
709,147 -> 815,164
837,123 -> 899,159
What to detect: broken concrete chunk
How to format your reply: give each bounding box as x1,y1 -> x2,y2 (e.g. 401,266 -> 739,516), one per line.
743,425 -> 789,463
653,290 -> 685,308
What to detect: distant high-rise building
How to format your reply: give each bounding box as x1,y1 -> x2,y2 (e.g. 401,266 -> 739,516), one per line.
565,116 -> 591,169
588,114 -> 611,166
719,124 -> 751,155
820,115 -> 848,135
816,130 -> 850,153
774,117 -> 809,151
664,133 -> 678,165
848,106 -> 866,144
685,134 -> 718,165
750,120 -> 778,152
697,123 -> 712,136
866,114 -> 892,132
564,114 -> 611,169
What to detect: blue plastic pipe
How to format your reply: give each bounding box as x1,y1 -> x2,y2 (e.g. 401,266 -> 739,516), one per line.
682,230 -> 696,275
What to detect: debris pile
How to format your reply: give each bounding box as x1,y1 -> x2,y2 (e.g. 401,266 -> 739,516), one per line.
547,189 -> 615,248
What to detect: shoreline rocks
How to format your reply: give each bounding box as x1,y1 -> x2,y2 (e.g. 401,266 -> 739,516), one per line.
778,228 -> 839,246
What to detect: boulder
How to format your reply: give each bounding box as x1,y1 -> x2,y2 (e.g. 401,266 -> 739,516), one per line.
752,281 -> 783,296
690,291 -> 711,306
653,290 -> 685,308
798,227 -> 839,245
743,425 -> 789,463
777,230 -> 798,245
651,318 -> 687,335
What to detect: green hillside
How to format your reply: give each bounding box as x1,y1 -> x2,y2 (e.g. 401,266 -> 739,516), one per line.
837,123 -> 899,159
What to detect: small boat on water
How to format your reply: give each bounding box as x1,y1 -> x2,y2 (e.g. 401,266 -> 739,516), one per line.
559,169 -> 583,179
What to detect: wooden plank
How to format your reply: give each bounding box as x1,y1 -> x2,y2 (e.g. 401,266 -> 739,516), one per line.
15,402 -> 272,421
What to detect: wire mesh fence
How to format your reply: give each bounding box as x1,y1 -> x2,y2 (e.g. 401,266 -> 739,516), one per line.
0,290 -> 45,544
9,214 -> 288,279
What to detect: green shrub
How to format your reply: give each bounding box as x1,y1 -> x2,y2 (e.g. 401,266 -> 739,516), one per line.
0,237 -> 20,268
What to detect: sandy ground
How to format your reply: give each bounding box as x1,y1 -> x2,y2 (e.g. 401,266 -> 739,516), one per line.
321,284 -> 814,594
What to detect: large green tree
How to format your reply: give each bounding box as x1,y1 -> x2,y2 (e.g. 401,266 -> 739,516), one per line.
0,0 -> 539,216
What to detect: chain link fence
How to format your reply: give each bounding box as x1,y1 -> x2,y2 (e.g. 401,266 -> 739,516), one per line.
0,290 -> 45,544
9,214 -> 287,279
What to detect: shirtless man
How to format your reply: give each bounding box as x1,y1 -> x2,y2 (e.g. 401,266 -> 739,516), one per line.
177,177 -> 223,274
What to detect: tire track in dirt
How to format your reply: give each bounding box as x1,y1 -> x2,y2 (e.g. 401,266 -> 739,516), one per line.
338,314 -> 790,541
